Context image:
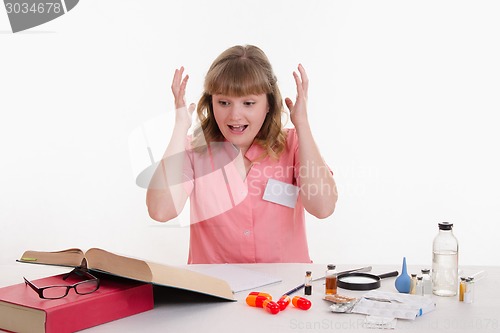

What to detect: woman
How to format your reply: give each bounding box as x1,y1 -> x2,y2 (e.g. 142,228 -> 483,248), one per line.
147,45 -> 337,263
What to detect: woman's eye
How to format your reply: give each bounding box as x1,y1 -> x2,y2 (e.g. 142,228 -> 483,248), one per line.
244,101 -> 256,106
218,101 -> 230,106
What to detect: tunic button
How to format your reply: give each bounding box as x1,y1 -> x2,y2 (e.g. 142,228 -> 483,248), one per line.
243,230 -> 251,236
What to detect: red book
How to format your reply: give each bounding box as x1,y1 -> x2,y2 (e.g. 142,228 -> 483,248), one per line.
0,272 -> 153,333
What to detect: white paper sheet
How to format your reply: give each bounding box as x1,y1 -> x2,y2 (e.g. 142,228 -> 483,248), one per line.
187,264 -> 282,293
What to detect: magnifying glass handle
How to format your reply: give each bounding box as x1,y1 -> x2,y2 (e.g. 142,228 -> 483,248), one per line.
378,271 -> 399,279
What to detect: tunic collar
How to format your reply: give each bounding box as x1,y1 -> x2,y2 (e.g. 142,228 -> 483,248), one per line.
243,140 -> 266,162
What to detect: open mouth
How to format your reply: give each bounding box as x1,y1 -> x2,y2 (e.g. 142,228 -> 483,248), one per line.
228,125 -> 248,133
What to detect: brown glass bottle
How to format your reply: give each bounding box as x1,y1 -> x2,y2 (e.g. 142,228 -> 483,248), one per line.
325,264 -> 337,295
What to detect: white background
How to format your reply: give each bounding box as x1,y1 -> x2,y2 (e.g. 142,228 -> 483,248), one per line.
1,0 -> 499,268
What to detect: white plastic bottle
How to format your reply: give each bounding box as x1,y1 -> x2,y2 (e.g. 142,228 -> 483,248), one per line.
432,222 -> 459,296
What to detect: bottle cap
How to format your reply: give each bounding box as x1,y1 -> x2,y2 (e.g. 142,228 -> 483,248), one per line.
421,269 -> 430,274
438,222 -> 453,230
306,271 -> 312,276
327,264 -> 336,270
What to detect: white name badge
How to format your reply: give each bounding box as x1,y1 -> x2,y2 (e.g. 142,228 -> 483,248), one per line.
262,178 -> 300,208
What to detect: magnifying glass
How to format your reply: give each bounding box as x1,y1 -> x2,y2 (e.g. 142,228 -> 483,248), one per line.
337,271 -> 399,291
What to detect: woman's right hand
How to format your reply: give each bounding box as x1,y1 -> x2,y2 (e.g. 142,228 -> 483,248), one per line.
171,66 -> 195,129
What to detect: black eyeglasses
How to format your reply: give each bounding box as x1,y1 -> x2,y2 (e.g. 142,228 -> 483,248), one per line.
24,268 -> 100,299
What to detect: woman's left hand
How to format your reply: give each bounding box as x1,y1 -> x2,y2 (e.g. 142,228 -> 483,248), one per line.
285,64 -> 309,128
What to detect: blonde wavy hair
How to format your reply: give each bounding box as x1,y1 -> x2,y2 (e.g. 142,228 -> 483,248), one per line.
192,45 -> 287,160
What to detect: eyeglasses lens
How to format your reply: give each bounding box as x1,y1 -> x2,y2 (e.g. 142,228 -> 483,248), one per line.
75,280 -> 99,295
43,286 -> 70,299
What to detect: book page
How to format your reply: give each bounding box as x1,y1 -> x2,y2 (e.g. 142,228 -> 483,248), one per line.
147,262 -> 235,300
0,302 -> 45,333
85,248 -> 153,282
18,248 -> 84,267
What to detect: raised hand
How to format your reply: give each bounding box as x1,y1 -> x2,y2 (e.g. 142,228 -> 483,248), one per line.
171,66 -> 195,128
285,64 -> 309,128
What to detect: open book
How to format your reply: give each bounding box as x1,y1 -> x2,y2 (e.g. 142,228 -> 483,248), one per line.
17,248 -> 235,301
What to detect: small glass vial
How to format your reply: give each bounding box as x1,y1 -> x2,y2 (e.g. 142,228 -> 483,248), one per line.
464,277 -> 474,304
416,277 -> 424,296
410,274 -> 417,294
304,271 -> 312,296
325,264 -> 337,295
459,277 -> 466,302
421,269 -> 432,295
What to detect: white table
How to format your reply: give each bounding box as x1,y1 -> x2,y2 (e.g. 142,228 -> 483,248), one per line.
1,263 -> 498,332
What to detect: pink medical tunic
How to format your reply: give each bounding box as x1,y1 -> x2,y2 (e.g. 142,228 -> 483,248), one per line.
184,128 -> 311,264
